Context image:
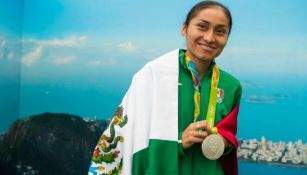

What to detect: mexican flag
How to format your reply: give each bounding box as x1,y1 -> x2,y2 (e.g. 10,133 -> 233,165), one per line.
88,49 -> 239,175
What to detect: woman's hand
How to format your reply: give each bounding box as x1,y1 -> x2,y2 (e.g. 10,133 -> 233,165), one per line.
182,120 -> 211,149
182,120 -> 231,151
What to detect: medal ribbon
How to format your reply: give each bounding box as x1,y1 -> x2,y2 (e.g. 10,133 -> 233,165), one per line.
185,54 -> 219,134
207,65 -> 219,134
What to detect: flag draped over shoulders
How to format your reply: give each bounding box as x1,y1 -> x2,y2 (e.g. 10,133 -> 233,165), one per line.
88,49 -> 241,175
88,49 -> 180,175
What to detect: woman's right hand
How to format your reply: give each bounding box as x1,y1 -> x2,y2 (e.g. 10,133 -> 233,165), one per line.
181,120 -> 210,149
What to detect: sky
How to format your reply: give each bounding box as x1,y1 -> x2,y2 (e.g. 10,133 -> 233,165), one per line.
0,0 -> 307,130
1,0 -> 307,81
0,0 -> 306,83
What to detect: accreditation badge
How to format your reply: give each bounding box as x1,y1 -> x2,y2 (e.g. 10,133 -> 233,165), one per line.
201,134 -> 225,160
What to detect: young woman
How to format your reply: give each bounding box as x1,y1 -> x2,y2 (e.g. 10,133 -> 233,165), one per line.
88,1 -> 242,175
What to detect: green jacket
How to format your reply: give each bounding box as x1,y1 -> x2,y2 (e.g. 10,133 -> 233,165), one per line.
178,49 -> 242,175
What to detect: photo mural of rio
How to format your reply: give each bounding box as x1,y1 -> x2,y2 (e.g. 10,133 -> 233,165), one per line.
1,0 -> 307,174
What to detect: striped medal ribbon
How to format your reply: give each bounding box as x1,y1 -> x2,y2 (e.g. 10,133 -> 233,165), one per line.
185,54 -> 224,160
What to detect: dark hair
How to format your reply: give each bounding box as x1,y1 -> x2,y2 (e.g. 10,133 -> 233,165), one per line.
184,0 -> 232,34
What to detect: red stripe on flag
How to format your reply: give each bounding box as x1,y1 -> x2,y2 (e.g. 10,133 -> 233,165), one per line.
216,105 -> 240,175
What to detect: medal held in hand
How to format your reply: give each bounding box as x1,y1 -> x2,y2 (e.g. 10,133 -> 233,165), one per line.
201,134 -> 225,160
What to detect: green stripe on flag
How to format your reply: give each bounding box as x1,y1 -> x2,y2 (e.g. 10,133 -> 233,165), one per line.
133,139 -> 178,175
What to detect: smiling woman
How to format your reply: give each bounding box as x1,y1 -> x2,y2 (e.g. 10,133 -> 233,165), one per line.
88,1 -> 242,175
182,4 -> 231,80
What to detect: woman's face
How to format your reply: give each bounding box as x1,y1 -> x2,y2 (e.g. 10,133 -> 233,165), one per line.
182,6 -> 230,63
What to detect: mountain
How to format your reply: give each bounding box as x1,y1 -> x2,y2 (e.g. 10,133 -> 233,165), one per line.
0,113 -> 108,175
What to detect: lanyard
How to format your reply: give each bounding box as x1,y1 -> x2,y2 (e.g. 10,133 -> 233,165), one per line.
185,55 -> 219,133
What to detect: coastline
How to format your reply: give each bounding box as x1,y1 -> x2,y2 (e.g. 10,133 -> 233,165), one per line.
238,137 -> 307,168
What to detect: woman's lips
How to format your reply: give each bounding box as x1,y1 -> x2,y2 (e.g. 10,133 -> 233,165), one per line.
198,43 -> 216,52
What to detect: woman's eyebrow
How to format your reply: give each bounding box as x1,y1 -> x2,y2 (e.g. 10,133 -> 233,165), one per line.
216,24 -> 228,28
199,19 -> 210,24
199,19 -> 228,28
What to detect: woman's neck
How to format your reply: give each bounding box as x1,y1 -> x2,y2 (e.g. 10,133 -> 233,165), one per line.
186,51 -> 212,80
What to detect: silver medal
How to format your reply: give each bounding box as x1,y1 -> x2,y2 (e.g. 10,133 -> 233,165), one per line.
201,134 -> 225,160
